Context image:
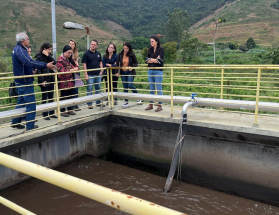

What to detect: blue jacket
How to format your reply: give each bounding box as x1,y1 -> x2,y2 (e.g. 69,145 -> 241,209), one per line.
12,42 -> 47,84
102,53 -> 118,74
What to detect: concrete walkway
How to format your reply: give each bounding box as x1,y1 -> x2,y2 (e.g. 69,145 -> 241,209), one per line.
0,100 -> 279,144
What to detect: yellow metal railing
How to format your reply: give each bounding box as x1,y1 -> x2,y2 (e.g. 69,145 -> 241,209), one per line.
1,65 -> 279,129
0,152 -> 184,215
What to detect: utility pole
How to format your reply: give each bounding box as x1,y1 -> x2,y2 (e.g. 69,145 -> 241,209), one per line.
211,17 -> 226,65
51,0 -> 57,60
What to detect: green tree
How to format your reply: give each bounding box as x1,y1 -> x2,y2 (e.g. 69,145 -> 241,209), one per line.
141,47 -> 148,61
162,42 -> 177,63
165,8 -> 190,44
246,37 -> 256,50
180,37 -> 207,63
271,47 -> 279,64
229,42 -> 239,50
128,37 -> 149,50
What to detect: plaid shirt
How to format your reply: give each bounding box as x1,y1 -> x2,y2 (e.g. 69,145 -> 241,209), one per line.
57,55 -> 75,89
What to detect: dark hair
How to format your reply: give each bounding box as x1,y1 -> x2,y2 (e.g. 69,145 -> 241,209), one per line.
91,39 -> 98,45
148,35 -> 161,57
39,42 -> 52,53
121,41 -> 134,57
105,43 -> 117,60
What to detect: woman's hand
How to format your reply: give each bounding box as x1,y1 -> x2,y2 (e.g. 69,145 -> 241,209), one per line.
106,64 -> 112,67
115,73 -> 119,77
42,49 -> 49,56
42,81 -> 47,87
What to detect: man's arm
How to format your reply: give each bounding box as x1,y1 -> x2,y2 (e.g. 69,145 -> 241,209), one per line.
100,61 -> 104,75
83,63 -> 89,81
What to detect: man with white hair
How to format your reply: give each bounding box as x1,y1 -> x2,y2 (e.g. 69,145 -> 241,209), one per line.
11,32 -> 56,131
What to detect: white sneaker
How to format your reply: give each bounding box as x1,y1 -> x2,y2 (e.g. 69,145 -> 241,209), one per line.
122,103 -> 129,108
137,100 -> 143,105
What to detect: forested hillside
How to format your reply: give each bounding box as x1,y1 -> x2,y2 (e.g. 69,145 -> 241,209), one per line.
43,0 -> 234,37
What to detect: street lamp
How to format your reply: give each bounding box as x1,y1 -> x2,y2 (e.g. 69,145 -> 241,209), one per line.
63,22 -> 90,50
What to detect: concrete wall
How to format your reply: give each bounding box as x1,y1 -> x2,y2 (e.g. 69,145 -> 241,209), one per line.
0,117 -> 110,190
1,112 -> 279,207
109,115 -> 279,207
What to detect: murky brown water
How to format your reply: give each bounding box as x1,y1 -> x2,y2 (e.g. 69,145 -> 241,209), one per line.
0,156 -> 279,215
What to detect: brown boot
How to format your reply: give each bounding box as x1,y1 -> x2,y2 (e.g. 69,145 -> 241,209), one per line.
145,104 -> 153,111
155,105 -> 162,112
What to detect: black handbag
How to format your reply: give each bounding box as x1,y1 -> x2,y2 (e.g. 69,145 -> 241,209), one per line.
9,82 -> 18,97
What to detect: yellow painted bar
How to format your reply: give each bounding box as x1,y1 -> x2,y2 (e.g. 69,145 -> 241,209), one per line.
110,68 -> 114,109
221,68 -> 224,99
171,68 -> 174,117
0,196 -> 36,215
254,68 -> 261,126
106,68 -> 111,108
54,71 -> 62,123
0,152 -> 186,215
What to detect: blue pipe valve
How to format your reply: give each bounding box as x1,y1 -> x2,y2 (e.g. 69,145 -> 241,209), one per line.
191,93 -> 197,100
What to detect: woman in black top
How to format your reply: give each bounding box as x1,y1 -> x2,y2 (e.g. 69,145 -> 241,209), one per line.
102,43 -> 118,105
116,42 -> 139,108
145,35 -> 164,112
35,42 -> 58,120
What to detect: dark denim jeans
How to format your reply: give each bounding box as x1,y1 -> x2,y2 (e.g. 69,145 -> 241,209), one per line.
12,82 -> 36,130
121,71 -> 138,102
87,75 -> 101,106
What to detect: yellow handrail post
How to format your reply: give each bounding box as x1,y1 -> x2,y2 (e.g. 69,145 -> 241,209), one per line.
253,68 -> 261,127
106,68 -> 111,109
0,196 -> 36,215
171,68 -> 174,117
0,152 -> 185,215
221,68 -> 224,99
54,70 -> 62,124
110,68 -> 114,109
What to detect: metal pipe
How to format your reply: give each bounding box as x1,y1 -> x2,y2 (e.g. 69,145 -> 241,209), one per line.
171,68 -> 174,117
0,152 -> 185,215
164,102 -> 195,193
113,93 -> 279,113
0,196 -> 36,215
51,0 -> 57,60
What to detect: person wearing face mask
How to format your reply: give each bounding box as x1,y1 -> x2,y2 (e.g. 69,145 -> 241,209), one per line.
116,42 -> 140,108
145,35 -> 164,112
35,42 -> 58,120
57,45 -> 79,117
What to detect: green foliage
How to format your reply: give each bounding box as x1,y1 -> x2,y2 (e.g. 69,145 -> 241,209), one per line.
128,37 -> 149,50
162,42 -> 177,63
40,0 -> 234,38
246,37 -> 256,50
239,45 -> 248,52
229,42 -> 239,50
271,0 -> 279,10
180,37 -> 207,63
0,50 -> 12,73
165,8 -> 190,44
270,47 -> 279,64
141,47 -> 148,61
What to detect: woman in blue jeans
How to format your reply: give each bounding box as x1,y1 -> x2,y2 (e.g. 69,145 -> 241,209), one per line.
116,42 -> 139,108
145,35 -> 164,112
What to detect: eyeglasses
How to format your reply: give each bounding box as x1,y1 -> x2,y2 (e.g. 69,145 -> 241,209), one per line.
108,47 -> 114,49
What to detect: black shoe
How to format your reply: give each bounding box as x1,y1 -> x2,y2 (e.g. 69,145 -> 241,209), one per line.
26,125 -> 38,131
44,117 -> 50,120
11,124 -> 25,129
74,106 -> 81,111
50,115 -> 58,118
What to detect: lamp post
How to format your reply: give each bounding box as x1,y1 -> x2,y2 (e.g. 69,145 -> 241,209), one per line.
63,22 -> 90,50
51,0 -> 57,60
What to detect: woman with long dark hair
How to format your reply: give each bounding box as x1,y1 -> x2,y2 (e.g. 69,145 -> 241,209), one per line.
102,43 -> 118,105
145,35 -> 164,112
116,42 -> 139,108
35,42 -> 58,120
